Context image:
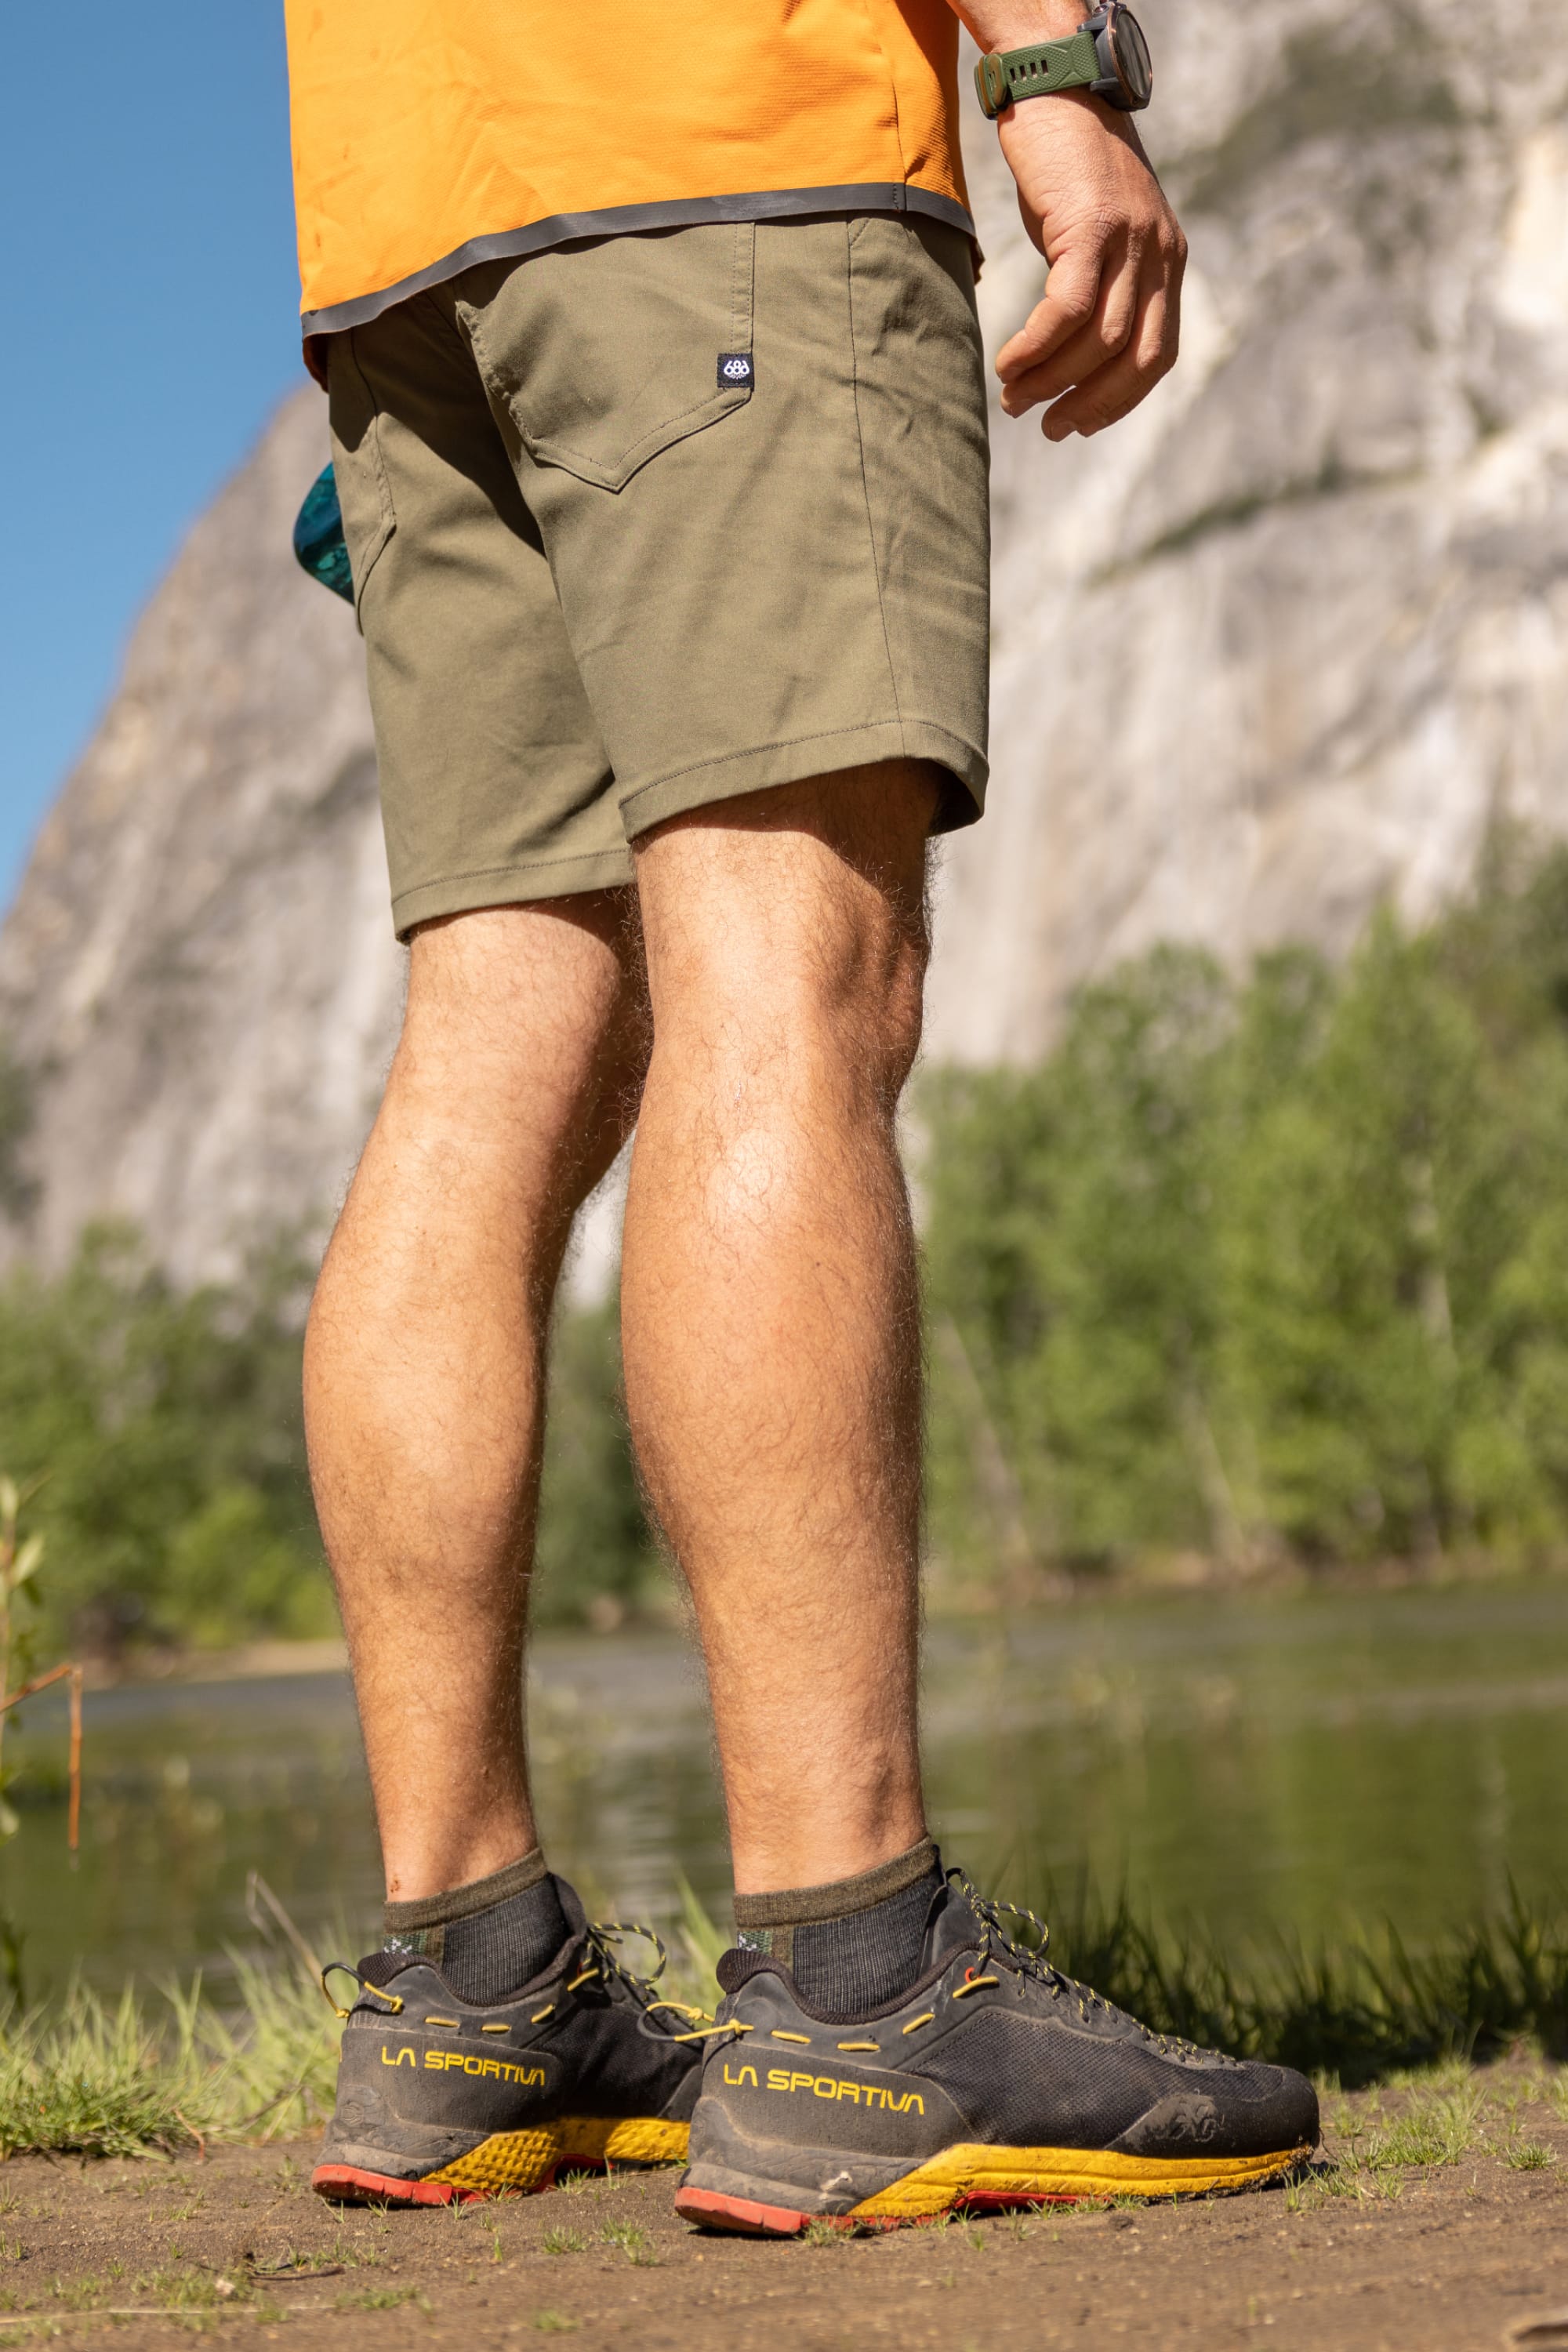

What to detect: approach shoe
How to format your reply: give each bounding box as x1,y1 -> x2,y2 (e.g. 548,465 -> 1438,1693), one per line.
675,1871 -> 1319,2233
311,1881 -> 702,2205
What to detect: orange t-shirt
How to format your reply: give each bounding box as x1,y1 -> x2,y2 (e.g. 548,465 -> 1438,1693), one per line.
285,0 -> 972,336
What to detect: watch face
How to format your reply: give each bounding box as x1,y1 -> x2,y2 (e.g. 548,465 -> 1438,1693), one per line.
1109,5 -> 1152,105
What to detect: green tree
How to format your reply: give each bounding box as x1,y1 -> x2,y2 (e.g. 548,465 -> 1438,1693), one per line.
925,947 -> 1242,1572
0,1226 -> 328,1652
922,838 -> 1568,1586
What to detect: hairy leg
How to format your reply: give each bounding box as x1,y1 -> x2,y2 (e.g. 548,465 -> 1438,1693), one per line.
304,895 -> 647,1902
621,760 -> 938,1895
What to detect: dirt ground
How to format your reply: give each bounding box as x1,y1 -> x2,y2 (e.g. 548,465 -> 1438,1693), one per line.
2,2068 -> 1566,2350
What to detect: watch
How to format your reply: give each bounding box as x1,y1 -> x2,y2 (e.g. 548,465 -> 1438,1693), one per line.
975,3 -> 1153,117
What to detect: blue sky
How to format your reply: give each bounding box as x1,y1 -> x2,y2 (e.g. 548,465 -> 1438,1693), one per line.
0,4 -> 303,906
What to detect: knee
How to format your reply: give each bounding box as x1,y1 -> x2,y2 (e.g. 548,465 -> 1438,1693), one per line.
859,920 -> 928,1107
660,896 -> 928,1120
637,757 -> 935,1116
800,861 -> 929,1109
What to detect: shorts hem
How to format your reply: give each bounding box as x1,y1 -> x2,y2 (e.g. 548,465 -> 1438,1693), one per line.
391,846 -> 636,938
619,720 -> 987,840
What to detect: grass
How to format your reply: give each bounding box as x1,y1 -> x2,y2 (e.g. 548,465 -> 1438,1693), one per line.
0,1956 -> 337,2160
32,2264 -> 245,2318
0,2231 -> 406,2333
250,2245 -> 356,2278
598,2220 -> 657,2265
1282,2062 -> 1568,2210
553,2169 -> 604,2198
1361,2085 -> 1483,2169
1032,1879 -> 1568,2085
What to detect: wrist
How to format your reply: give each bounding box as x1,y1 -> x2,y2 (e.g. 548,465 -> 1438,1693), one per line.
996,84 -> 1120,153
977,5 -> 1152,127
964,2 -> 1086,45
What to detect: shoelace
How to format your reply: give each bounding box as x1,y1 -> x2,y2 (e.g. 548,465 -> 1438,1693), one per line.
321,1915 -> 717,2038
321,1959 -> 405,2019
682,1872 -> 1208,2056
952,1871 -> 1207,2061
321,1880 -> 1224,2063
573,1918 -> 717,2042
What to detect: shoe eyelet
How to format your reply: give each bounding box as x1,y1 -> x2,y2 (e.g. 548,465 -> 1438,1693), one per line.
950,1975 -> 1000,2002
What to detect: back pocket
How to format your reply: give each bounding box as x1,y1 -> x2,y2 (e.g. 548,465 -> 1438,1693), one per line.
461,222 -> 755,492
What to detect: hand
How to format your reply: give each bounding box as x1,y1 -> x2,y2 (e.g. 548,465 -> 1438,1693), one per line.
994,90 -> 1186,441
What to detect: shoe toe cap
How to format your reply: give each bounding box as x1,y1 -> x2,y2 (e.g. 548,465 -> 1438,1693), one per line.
1229,2060 -> 1319,2154
1115,2059 -> 1318,2162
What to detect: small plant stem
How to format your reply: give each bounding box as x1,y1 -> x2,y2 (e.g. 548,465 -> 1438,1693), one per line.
0,1659 -> 85,1857
0,1486 -> 14,1799
1,1659 -> 76,1711
67,1666 -> 82,1853
245,1871 -> 326,1984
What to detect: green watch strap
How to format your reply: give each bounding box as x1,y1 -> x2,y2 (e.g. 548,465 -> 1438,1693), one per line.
974,31 -> 1102,119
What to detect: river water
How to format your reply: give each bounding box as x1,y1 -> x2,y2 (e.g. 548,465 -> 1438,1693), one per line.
4,1580 -> 1566,1998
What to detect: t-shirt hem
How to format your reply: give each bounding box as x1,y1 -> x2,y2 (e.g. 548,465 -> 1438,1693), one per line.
299,182 -> 975,340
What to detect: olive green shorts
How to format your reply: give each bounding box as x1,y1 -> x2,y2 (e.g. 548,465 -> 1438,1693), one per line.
328,215 -> 990,937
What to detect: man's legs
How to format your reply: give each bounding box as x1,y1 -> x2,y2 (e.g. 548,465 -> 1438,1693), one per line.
304,894 -> 646,1905
622,760 -> 938,1901
310,761 -> 936,1910
303,764 -> 1321,2225
307,754 -> 937,1964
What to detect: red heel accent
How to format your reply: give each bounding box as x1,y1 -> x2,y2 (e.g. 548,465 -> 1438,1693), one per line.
675,2185 -> 814,2236
312,2164 -> 486,2208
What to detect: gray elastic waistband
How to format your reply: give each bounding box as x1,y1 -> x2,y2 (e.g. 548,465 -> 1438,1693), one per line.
300,184 -> 976,340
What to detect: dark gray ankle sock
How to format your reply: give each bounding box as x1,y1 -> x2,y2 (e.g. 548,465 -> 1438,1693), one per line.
732,1837 -> 942,2016
383,1849 -> 570,2004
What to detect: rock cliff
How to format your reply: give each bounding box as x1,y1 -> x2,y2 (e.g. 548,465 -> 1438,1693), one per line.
937,0 -> 1568,1061
0,394 -> 397,1279
2,0 -> 1566,1276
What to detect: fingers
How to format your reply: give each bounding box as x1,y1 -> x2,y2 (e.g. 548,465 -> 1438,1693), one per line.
998,228 -> 1140,418
1039,247 -> 1181,441
994,240 -> 1105,387
992,85 -> 1187,444
999,227 -> 1185,442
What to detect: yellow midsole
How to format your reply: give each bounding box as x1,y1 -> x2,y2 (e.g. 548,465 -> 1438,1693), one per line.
426,2116 -> 688,2194
850,2141 -> 1309,2219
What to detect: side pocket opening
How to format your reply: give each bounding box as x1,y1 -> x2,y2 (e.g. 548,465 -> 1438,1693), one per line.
326,332 -> 396,614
